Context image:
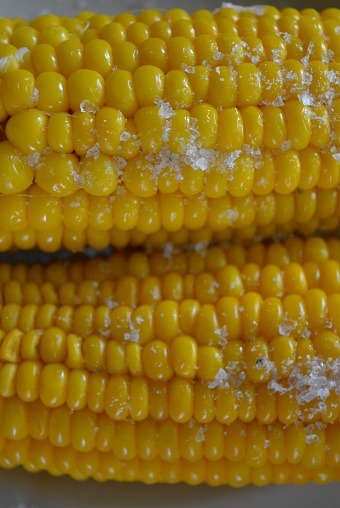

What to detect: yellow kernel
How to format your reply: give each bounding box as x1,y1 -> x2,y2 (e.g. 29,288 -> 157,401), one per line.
169,378 -> 194,423
218,107 -> 244,153
35,152 -> 78,197
95,106 -> 126,156
197,345 -> 223,381
105,70 -> 137,118
262,106 -> 287,149
229,153 -> 254,197
215,386 -> 238,424
126,22 -> 149,47
84,39 -> 113,77
47,113 -> 74,153
36,72 -> 69,112
270,336 -> 296,377
5,109 -> 48,155
237,63 -> 262,107
134,106 -> 165,153
304,288 -> 328,332
105,375 -> 129,420
262,34 -> 287,61
2,69 -> 35,116
143,341 -> 173,381
245,339 -> 271,383
191,103 -> 218,149
12,26 -> 39,49
217,34 -> 245,67
80,153 -> 118,197
168,36 -> 195,70
67,369 -> 88,411
283,101 -> 311,150
31,44 -> 59,73
40,363 -> 68,407
67,69 -> 104,112
1,397 -> 28,440
188,65 -> 210,103
165,70 -> 192,109
112,41 -> 139,73
57,39 -> 84,78
194,35 -> 219,67
171,335 -> 197,379
39,24 -> 69,48
134,65 -> 164,107
275,149 -> 301,194
259,61 -> 283,103
71,408 -> 96,452
208,66 -> 237,109
0,141 -> 33,194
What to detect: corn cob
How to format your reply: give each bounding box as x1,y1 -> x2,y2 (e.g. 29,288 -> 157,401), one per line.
0,8 -> 338,250
0,239 -> 339,484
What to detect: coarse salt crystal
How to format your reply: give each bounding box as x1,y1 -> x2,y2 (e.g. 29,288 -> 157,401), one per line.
80,100 -> 99,114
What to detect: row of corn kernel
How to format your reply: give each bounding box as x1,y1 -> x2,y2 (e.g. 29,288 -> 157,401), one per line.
3,47 -> 340,117
0,435 -> 337,485
0,217 -> 340,253
2,257 -> 340,302
15,20 -> 340,77
0,290 -> 338,341
0,398 -> 337,468
5,11 -> 339,66
0,236 -> 337,283
7,31 -> 334,88
0,357 -> 338,424
2,253 -> 340,300
26,8 -> 340,32
8,8 -> 340,49
5,101 -> 340,160
2,187 -> 340,236
0,236 -> 337,281
0,320 -> 338,382
0,386 -> 339,456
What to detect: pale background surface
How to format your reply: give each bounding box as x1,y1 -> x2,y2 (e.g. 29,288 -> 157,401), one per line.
1,0 -> 340,507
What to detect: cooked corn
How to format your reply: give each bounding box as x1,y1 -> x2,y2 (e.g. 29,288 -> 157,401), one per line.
0,239 -> 339,483
0,7 -> 338,250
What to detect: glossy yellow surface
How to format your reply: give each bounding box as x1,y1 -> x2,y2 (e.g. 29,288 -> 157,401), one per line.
0,6 -> 339,488
0,7 -> 337,249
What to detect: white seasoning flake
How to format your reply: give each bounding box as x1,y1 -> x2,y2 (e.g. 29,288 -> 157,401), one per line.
27,152 -> 41,168
281,140 -> 291,151
207,368 -> 229,389
86,142 -> 101,160
332,153 -> 340,162
29,88 -> 39,107
80,100 -> 99,114
195,427 -> 206,443
15,47 -> 30,63
184,65 -> 195,74
155,98 -> 175,119
213,52 -> 223,61
297,91 -> 315,106
120,131 -> 131,142
305,434 -> 319,444
0,56 -> 9,73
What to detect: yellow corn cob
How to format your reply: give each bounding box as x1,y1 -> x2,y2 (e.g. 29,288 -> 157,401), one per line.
0,7 -> 338,250
0,239 -> 339,484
